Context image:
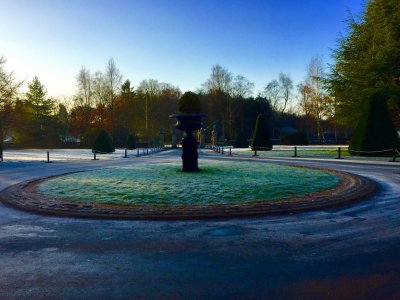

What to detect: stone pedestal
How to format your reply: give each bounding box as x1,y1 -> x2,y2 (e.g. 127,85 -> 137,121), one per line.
170,114 -> 207,172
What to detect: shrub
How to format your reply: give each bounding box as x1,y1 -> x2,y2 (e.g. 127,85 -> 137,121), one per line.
126,134 -> 137,150
349,91 -> 400,156
92,129 -> 115,153
178,91 -> 201,114
251,114 -> 272,151
281,131 -> 308,145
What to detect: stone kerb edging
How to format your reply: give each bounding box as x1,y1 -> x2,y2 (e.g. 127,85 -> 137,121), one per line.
0,167 -> 378,220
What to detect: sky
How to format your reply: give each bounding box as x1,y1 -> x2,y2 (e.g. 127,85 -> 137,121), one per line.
0,0 -> 365,98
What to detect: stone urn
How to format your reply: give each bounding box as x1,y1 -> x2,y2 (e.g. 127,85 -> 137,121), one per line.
169,91 -> 207,172
170,113 -> 207,172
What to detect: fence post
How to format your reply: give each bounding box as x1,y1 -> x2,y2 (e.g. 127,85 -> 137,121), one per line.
124,148 -> 128,158
221,147 -> 224,154
229,146 -> 232,156
336,147 -> 343,159
292,146 -> 298,158
45,151 -> 52,163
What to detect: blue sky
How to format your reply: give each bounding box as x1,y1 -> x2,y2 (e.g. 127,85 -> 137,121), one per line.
0,0 -> 365,98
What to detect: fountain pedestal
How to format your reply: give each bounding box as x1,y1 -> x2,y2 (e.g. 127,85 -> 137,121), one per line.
170,114 -> 207,172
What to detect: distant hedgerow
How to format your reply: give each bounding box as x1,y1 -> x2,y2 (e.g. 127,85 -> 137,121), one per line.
281,131 -> 308,145
126,134 -> 137,150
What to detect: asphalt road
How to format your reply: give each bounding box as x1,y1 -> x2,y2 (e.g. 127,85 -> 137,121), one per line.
0,149 -> 399,299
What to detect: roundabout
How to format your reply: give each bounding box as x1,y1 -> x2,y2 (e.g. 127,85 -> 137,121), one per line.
0,160 -> 376,219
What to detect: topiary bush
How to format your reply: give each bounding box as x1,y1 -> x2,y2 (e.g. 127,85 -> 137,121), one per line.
251,114 -> 272,151
281,131 -> 308,145
349,91 -> 400,156
178,91 -> 201,114
126,134 -> 137,150
92,129 -> 115,153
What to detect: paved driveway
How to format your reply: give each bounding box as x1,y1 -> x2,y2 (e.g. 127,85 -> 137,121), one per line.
0,150 -> 399,299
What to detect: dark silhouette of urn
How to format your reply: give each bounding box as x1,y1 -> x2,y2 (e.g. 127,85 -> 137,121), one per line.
170,92 -> 207,172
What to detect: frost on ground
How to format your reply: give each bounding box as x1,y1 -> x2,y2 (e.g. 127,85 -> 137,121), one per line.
39,161 -> 339,206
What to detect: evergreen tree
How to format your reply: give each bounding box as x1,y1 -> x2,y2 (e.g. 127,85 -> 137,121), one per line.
24,76 -> 57,146
92,129 -> 115,153
0,56 -> 21,147
328,0 -> 400,126
349,91 -> 399,156
251,114 -> 272,151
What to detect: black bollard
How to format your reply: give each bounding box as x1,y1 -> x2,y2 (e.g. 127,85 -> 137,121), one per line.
124,149 -> 128,158
45,151 -> 52,163
292,146 -> 298,157
336,147 -> 343,159
229,146 -> 232,156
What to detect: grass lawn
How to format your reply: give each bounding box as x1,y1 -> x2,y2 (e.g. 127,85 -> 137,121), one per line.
39,161 -> 339,206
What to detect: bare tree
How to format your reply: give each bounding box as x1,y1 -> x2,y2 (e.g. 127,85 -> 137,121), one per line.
302,55 -> 332,143
92,71 -> 107,106
104,58 -> 122,131
278,73 -> 293,114
137,79 -> 162,138
76,67 -> 93,107
263,79 -> 281,111
202,64 -> 233,95
232,74 -> 254,98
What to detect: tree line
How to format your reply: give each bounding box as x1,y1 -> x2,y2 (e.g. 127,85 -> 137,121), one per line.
1,0 -> 398,149
1,57 -> 336,148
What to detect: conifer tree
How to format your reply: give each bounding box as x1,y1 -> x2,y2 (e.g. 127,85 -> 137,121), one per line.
251,114 -> 272,151
92,129 -> 115,153
349,91 -> 399,156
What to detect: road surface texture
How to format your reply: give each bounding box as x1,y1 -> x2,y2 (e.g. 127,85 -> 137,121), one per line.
0,149 -> 399,299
